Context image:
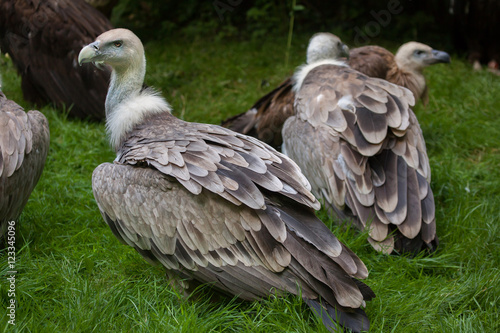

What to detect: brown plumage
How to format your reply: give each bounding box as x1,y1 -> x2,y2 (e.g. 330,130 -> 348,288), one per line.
0,0 -> 113,120
221,77 -> 294,149
221,33 -> 349,150
349,42 -> 451,106
80,29 -> 374,332
0,88 -> 49,245
222,39 -> 449,149
282,36 -> 438,255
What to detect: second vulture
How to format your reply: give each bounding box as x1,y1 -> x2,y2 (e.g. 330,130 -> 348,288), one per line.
78,29 -> 375,332
222,37 -> 450,150
282,33 -> 438,254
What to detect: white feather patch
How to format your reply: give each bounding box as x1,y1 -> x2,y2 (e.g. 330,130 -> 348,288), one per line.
338,95 -> 355,112
292,59 -> 347,93
106,90 -> 171,149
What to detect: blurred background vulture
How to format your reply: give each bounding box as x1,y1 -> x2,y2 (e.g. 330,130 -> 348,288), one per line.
222,38 -> 449,149
0,0 -> 113,121
282,33 -> 438,255
349,42 -> 450,106
0,81 -> 49,245
79,29 -> 375,332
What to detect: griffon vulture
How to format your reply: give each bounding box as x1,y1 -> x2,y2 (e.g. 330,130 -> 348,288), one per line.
349,42 -> 451,105
0,84 -> 49,245
222,39 -> 449,149
78,29 -> 374,332
282,33 -> 438,255
221,33 -> 349,149
0,0 -> 112,120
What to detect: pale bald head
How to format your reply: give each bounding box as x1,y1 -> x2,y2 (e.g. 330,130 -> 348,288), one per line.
79,29 -> 171,150
306,32 -> 349,64
79,28 -> 145,72
395,41 -> 450,72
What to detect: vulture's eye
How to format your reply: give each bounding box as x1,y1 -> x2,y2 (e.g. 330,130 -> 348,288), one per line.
414,50 -> 425,57
113,41 -> 123,48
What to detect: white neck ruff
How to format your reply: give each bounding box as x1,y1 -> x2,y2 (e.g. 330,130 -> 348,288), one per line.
292,59 -> 347,92
106,88 -> 171,150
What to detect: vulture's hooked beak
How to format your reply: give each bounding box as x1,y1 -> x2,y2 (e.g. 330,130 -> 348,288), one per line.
428,49 -> 451,64
78,41 -> 105,69
341,43 -> 350,60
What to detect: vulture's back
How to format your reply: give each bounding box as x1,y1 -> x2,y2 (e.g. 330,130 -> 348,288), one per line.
349,45 -> 396,80
283,63 -> 437,254
0,0 -> 112,120
0,92 -> 49,243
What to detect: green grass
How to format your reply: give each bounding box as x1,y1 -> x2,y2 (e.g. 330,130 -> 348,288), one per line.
1,33 -> 499,332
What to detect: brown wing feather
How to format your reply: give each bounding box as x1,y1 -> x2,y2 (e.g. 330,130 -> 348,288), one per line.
0,91 -> 49,244
283,64 -> 437,255
0,0 -> 112,120
222,78 -> 295,149
387,69 -> 427,106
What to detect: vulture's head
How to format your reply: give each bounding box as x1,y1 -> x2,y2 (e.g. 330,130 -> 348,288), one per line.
306,32 -> 350,64
78,29 -> 170,149
78,28 -> 145,72
395,42 -> 450,72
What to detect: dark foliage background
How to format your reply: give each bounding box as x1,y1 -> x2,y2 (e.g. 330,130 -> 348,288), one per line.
111,0 -> 475,55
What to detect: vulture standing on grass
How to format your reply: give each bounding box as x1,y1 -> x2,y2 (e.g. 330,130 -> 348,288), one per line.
0,0 -> 113,120
282,33 -> 438,255
349,42 -> 451,106
222,39 -> 449,149
79,29 -> 375,332
222,33 -> 349,149
0,81 -> 49,245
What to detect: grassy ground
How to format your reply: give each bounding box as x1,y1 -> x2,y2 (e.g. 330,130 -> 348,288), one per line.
1,32 -> 499,332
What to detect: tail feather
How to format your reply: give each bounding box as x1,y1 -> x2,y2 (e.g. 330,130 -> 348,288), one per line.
393,230 -> 439,255
305,298 -> 370,333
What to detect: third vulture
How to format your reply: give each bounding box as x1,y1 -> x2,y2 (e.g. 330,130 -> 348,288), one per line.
350,42 -> 450,105
282,33 -> 438,254
222,36 -> 450,150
